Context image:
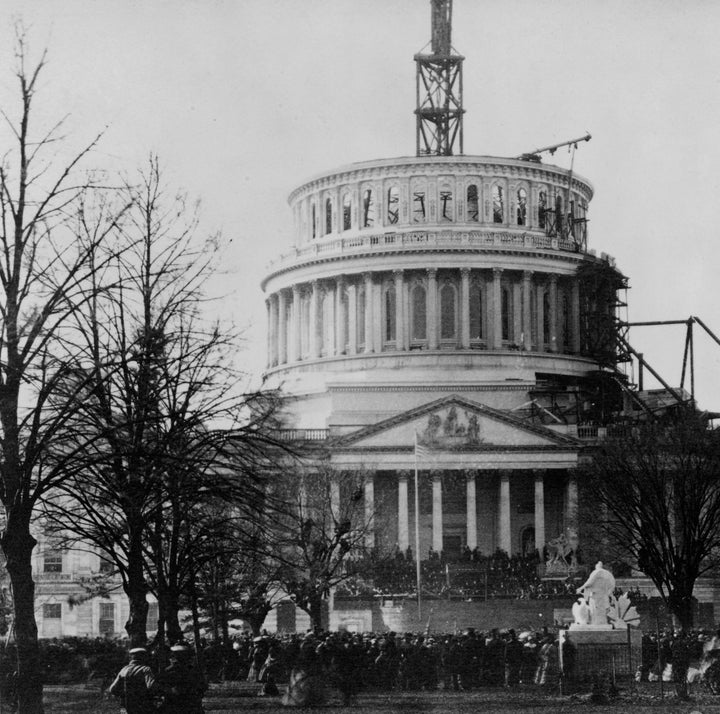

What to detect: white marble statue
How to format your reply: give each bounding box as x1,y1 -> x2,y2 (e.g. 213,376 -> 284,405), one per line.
575,561 -> 616,626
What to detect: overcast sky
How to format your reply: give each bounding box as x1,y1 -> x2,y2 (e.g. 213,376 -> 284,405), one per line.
3,0 -> 720,410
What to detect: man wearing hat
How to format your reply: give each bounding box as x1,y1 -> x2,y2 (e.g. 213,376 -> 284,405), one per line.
158,644 -> 207,713
108,647 -> 160,714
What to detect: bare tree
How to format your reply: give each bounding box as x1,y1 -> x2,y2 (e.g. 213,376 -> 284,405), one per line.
0,35 -> 127,712
582,409 -> 720,630
273,466 -> 370,631
42,158 -> 284,646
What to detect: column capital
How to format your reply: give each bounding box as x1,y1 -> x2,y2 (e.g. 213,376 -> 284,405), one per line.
549,273 -> 558,286
460,267 -> 470,278
292,283 -> 301,296
336,274 -> 346,286
362,271 -> 373,282
523,270 -> 533,282
426,267 -> 438,279
393,269 -> 404,279
397,470 -> 410,481
493,267 -> 504,277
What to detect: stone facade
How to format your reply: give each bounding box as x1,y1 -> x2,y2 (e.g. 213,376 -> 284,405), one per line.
262,155 -> 618,565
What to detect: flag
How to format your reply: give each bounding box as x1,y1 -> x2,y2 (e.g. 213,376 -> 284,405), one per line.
414,432 -> 431,460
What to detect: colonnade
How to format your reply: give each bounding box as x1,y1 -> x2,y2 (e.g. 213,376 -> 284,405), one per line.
266,267 -> 583,368
337,469 -> 579,555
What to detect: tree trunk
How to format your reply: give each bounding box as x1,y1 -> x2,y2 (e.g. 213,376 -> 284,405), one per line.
667,589 -> 695,632
2,520 -> 44,714
164,594 -> 183,644
308,597 -> 323,633
124,519 -> 149,646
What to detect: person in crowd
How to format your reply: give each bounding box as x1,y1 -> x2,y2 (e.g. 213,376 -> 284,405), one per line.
282,632 -> 326,707
158,644 -> 207,714
108,647 -> 160,714
504,629 -> 524,687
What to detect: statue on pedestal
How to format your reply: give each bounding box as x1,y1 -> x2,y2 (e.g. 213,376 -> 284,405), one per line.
573,561 -> 615,627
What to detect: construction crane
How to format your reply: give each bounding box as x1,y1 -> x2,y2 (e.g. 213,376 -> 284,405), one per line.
415,0 -> 465,157
517,133 -> 592,163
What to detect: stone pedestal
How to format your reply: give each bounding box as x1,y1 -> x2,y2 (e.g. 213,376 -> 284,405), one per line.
560,627 -> 642,681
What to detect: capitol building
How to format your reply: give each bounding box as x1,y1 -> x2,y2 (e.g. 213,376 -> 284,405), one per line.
258,2 -> 640,631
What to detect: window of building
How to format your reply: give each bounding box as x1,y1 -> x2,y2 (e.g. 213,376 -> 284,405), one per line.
411,285 -> 427,341
555,194 -> 564,234
440,283 -> 457,339
492,185 -> 504,224
98,557 -> 114,574
539,191 -> 547,229
342,193 -> 352,231
384,286 -> 396,343
311,202 -> 317,239
325,198 -> 333,235
300,294 -> 311,359
43,603 -> 61,619
469,281 -> 483,341
517,188 -> 527,226
321,291 -> 333,356
501,286 -> 512,342
440,189 -> 454,222
43,551 -> 63,573
413,191 -> 426,223
387,187 -> 399,225
543,291 -> 551,346
99,602 -> 115,636
561,291 -> 570,350
466,184 -> 479,222
362,189 -> 375,228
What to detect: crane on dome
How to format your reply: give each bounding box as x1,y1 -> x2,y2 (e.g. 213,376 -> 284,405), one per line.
415,0 -> 465,156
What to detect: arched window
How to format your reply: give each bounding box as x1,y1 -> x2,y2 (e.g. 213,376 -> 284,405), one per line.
440,283 -> 457,339
413,190 -> 426,223
342,193 -> 352,231
492,185 -> 504,224
555,194 -> 564,234
516,188 -> 527,226
501,286 -> 512,342
469,281 -> 483,340
387,187 -> 399,225
538,191 -> 547,229
362,189 -> 375,228
440,188 -> 454,222
325,198 -> 333,235
384,286 -> 397,343
357,288 -> 366,348
466,184 -> 479,222
311,203 -> 317,239
411,284 -> 427,341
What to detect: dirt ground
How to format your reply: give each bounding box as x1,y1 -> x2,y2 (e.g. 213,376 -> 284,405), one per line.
40,681 -> 720,714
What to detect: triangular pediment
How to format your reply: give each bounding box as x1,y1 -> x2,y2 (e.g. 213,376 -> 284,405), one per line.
333,395 -> 579,451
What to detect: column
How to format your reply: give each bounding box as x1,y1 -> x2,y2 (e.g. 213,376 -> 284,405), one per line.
397,472 -> 409,550
363,272 -> 373,353
513,281 -> 522,346
277,289 -> 287,365
364,472 -> 375,549
571,279 -> 581,354
394,270 -> 404,350
534,470 -> 545,557
522,271 -> 533,351
466,470 -> 477,550
265,298 -> 273,368
290,285 -> 301,362
536,283 -> 545,352
309,280 -> 320,359
348,282 -> 358,355
460,268 -> 470,349
331,474 -> 341,521
335,276 -> 346,355
432,471 -> 443,553
565,473 -> 578,532
492,268 -> 503,349
498,471 -> 511,554
549,274 -> 558,353
427,268 -> 438,349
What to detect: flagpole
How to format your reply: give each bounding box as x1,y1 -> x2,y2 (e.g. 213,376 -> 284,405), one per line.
414,431 -> 422,621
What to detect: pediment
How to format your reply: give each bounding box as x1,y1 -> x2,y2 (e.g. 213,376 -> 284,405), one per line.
333,395 -> 578,451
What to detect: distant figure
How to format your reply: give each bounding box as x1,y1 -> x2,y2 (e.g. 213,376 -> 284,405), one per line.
576,562 -> 615,625
108,647 -> 158,714
158,644 -> 207,713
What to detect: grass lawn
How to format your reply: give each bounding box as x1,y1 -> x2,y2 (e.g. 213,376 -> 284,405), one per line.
39,680 -> 720,713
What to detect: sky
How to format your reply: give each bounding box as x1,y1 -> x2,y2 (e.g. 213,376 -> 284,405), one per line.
2,0 -> 720,409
